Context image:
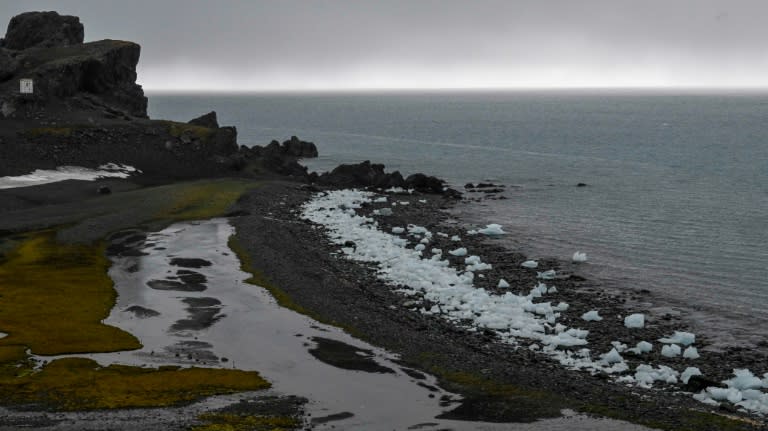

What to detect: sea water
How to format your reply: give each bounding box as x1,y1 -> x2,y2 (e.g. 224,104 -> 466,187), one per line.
147,90 -> 768,350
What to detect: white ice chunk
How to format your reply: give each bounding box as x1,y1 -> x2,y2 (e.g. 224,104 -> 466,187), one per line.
661,344 -> 681,357
683,346 -> 700,359
634,364 -> 679,388
624,313 -> 645,328
392,227 -> 405,234
630,341 -> 653,354
467,229 -> 478,235
478,224 -> 505,236
414,244 -> 426,252
451,235 -> 461,241
378,208 -> 393,216
420,238 -> 430,244
521,260 -> 538,269
537,269 -> 556,280
374,196 -> 388,203
572,251 -> 588,263
601,348 -> 624,364
581,310 -> 603,321
681,367 -> 702,384
659,331 -> 696,346
448,247 -> 467,257
497,279 -> 510,288
726,369 -> 765,391
693,391 -> 719,406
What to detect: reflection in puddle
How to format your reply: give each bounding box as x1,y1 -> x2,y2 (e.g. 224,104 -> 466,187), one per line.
33,219 -> 652,431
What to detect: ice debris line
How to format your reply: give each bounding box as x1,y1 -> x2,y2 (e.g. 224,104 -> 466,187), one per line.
301,189 -> 768,416
0,163 -> 139,189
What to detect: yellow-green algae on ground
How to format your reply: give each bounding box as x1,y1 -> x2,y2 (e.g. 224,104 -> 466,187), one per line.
193,413 -> 300,431
0,358 -> 269,410
154,179 -> 258,222
0,180 -> 272,411
0,231 -> 140,355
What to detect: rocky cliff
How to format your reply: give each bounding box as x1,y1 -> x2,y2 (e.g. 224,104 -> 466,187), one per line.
0,11 -> 147,120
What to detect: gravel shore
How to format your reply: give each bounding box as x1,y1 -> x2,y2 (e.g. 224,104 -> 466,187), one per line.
0,176 -> 765,430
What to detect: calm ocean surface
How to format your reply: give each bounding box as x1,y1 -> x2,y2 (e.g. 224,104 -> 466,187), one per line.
148,90 -> 768,349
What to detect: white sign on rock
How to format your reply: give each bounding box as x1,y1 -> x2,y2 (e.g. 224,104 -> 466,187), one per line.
19,78 -> 33,94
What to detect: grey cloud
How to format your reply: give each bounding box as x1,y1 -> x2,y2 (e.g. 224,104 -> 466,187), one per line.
2,0 -> 768,89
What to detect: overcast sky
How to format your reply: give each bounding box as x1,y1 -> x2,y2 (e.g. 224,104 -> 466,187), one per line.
2,0 -> 767,90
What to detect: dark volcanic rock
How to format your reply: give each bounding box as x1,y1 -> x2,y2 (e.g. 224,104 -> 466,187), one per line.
317,160 -> 405,189
0,11 -> 147,119
283,135 -> 318,158
188,111 -> 219,129
1,11 -> 83,50
405,173 -> 445,194
0,39 -> 147,118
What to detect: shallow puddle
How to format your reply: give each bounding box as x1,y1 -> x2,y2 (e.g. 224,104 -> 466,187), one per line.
31,219 -> 651,430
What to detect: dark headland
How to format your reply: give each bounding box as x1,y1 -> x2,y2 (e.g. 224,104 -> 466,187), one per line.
0,11 -> 765,431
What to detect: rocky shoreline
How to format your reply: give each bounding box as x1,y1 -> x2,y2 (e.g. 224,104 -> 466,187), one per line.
0,10 -> 766,431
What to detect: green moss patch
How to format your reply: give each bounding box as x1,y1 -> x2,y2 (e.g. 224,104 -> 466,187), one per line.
0,231 -> 140,356
158,120 -> 215,142
22,127 -> 74,138
154,180 -> 257,222
0,358 -> 269,411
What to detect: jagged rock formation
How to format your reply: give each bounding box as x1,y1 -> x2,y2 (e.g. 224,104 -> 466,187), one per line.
0,11 -> 147,119
0,11 -> 84,50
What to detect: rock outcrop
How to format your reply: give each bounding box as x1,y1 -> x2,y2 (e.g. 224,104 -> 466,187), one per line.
188,111 -> 219,129
0,11 -> 83,50
0,11 -> 147,119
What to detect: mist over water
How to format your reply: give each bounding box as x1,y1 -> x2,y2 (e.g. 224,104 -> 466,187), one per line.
148,90 -> 768,349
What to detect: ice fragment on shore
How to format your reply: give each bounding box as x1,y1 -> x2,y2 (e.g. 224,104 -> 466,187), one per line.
624,313 -> 645,328
414,244 -> 426,252
693,391 -> 719,406
581,310 -> 603,321
467,229 -> 478,235
627,341 -> 653,355
378,208 -> 393,216
521,260 -> 538,269
683,346 -> 700,359
537,269 -> 556,280
661,344 -> 681,357
448,247 -> 467,257
450,235 -> 461,241
681,367 -> 702,384
465,255 -> 492,271
418,199 -> 427,203
431,248 -> 442,254
659,331 -> 696,346
420,238 -> 430,244
726,369 -> 765,390
497,279 -> 510,288
437,232 -> 449,237
572,251 -> 588,263
392,227 -> 405,234
374,196 -> 388,203
634,364 -> 679,388
601,348 -> 624,365
478,224 -> 505,236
